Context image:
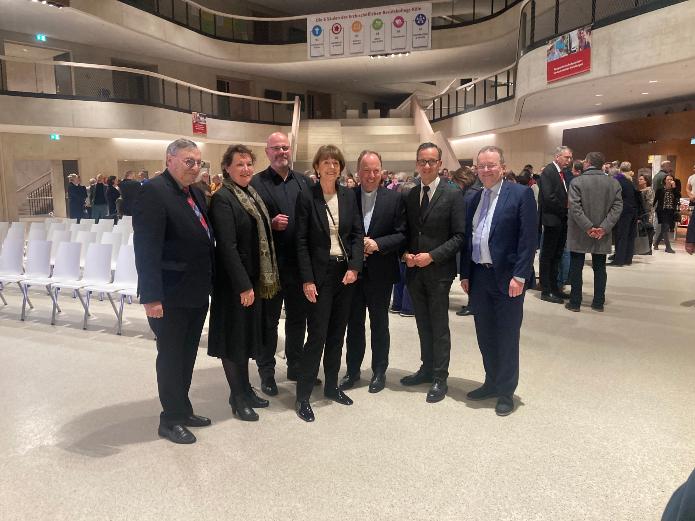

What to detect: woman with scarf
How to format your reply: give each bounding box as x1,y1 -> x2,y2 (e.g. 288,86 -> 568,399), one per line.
208,144 -> 281,421
654,173 -> 681,253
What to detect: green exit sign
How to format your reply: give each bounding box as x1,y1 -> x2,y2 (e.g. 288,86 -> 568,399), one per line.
35,34 -> 47,42
49,133 -> 61,141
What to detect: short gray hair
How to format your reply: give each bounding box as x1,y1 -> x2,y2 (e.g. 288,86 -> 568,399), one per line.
554,146 -> 571,157
166,138 -> 197,157
357,150 -> 382,170
477,145 -> 506,165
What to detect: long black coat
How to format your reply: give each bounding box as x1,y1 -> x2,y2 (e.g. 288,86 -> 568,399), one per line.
67,183 -> 87,219
207,184 -> 268,361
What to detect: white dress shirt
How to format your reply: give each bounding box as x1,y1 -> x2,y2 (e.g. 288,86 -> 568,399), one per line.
420,175 -> 441,205
361,188 -> 377,234
472,179 -> 503,265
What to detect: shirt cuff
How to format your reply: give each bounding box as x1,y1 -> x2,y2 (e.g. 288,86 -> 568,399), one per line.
513,276 -> 525,283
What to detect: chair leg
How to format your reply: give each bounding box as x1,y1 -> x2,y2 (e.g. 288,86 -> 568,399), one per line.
19,284 -> 28,321
51,288 -> 59,325
117,295 -> 126,336
0,290 -> 7,306
82,291 -> 91,330
107,293 -> 118,317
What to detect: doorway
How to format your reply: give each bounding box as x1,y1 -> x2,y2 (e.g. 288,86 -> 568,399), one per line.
307,91 -> 332,119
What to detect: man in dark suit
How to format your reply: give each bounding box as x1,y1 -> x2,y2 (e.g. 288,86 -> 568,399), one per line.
400,142 -> 465,403
250,131 -> 314,396
460,145 -> 537,416
118,170 -> 141,217
133,138 -> 214,444
339,150 -> 406,393
538,145 -> 573,303
686,214 -> 695,255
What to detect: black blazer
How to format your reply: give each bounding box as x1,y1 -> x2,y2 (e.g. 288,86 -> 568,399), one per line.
355,186 -> 406,286
119,178 -> 141,216
132,170 -> 214,308
404,180 -> 465,281
538,162 -> 568,227
654,187 -> 682,212
296,182 -> 364,287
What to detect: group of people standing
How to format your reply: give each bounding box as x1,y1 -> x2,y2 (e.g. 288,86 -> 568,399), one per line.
67,170 -> 144,221
132,134 -> 538,444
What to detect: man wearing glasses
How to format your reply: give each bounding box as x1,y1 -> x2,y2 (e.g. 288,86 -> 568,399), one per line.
133,138 -> 215,444
400,142 -> 465,403
250,132 -> 315,396
460,146 -> 537,416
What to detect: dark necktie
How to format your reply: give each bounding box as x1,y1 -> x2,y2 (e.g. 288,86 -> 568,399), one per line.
183,187 -> 210,238
420,185 -> 430,219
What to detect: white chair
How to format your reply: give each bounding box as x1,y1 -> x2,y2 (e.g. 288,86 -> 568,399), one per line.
49,230 -> 71,265
79,218 -> 96,227
127,232 -> 134,246
74,230 -> 97,267
47,222 -> 66,237
15,240 -> 52,320
5,226 -> 25,244
69,223 -> 90,241
119,215 -> 133,225
51,243 -> 112,328
92,221 -> 114,232
44,217 -> 63,225
27,223 -> 47,242
0,236 -> 25,306
82,244 -> 138,333
99,231 -> 122,270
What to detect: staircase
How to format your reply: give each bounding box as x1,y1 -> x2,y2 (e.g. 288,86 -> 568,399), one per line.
294,118 -> 421,175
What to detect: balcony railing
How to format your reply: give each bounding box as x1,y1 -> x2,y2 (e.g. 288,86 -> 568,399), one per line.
0,56 -> 296,126
427,0 -> 685,123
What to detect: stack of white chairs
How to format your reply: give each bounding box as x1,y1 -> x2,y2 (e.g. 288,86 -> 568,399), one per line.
27,222 -> 47,242
0,233 -> 25,306
82,244 -> 138,334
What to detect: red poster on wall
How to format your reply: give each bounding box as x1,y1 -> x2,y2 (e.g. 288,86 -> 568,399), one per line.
192,112 -> 207,135
547,26 -> 592,83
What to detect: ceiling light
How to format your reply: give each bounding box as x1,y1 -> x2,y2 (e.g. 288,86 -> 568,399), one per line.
594,103 -> 602,106
595,94 -> 603,97
649,80 -> 658,83
641,92 -> 649,95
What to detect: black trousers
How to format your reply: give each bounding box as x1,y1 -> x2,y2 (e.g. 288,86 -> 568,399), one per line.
407,271 -> 453,379
539,222 -> 567,294
345,276 -> 392,376
297,260 -> 355,401
147,304 -> 208,426
469,263 -> 523,397
613,209 -> 636,265
569,252 -> 606,308
256,275 -> 307,380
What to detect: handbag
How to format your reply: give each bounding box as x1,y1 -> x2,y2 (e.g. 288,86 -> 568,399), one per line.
635,221 -> 651,255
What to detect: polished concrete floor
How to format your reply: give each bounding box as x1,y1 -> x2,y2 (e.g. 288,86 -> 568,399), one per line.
1,242 -> 694,521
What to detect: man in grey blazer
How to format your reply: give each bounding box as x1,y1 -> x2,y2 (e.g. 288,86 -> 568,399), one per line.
565,151 -> 623,312
400,142 -> 465,403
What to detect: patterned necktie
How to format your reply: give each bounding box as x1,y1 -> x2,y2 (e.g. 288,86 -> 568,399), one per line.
420,185 -> 430,219
183,187 -> 210,239
472,188 -> 491,264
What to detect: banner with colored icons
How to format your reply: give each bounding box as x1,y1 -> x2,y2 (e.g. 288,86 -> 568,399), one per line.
307,2 -> 431,60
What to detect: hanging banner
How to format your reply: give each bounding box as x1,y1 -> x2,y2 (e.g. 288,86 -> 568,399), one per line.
192,112 -> 207,135
547,25 -> 592,83
307,2 -> 431,60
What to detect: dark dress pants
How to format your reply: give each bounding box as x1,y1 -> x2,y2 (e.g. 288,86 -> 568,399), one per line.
147,304 -> 208,426
407,270 -> 453,379
539,221 -> 567,294
297,260 -> 355,401
391,261 -> 413,313
256,274 -> 307,379
469,264 -> 523,397
569,252 -> 606,308
345,275 -> 392,376
613,209 -> 636,265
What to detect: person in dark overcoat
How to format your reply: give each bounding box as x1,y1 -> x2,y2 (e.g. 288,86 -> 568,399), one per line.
207,144 -> 280,422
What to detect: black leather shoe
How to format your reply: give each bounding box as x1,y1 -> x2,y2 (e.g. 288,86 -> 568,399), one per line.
607,262 -> 624,266
295,400 -> 315,422
466,385 -> 497,401
183,414 -> 212,428
324,387 -> 353,405
158,424 -> 196,444
456,306 -> 473,316
591,304 -> 604,312
368,372 -> 386,393
540,293 -> 563,304
426,378 -> 448,403
229,395 -> 259,421
565,302 -> 580,312
244,387 -> 269,408
260,377 -> 278,396
553,291 -> 570,299
339,372 -> 360,390
400,368 -> 434,386
495,395 -> 515,416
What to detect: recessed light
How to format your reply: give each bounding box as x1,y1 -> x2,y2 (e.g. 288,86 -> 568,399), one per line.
595,94 -> 603,97
649,80 -> 658,83
595,103 -> 602,106
641,92 -> 649,95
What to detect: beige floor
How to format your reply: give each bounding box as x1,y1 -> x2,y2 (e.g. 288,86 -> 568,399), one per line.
1,242 -> 694,521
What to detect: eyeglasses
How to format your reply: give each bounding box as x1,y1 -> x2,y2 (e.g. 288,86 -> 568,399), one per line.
179,157 -> 203,168
268,145 -> 290,152
476,164 -> 501,171
416,159 -> 440,167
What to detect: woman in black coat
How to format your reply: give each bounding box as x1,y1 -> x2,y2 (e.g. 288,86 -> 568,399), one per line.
653,173 -> 681,253
294,144 -> 363,422
610,165 -> 642,266
208,144 -> 280,421
106,175 -> 120,219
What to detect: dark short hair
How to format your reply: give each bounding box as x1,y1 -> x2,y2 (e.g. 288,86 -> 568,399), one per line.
451,166 -> 476,189
221,144 -> 256,179
477,145 -> 506,165
107,175 -> 117,186
638,173 -> 652,187
572,160 -> 584,172
357,150 -> 382,170
312,145 -> 346,173
517,169 -> 532,185
585,152 -> 605,169
416,142 -> 442,161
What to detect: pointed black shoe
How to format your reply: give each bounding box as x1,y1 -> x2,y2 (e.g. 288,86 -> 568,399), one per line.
368,372 -> 386,393
400,368 -> 434,386
229,394 -> 259,421
540,293 -> 564,304
183,414 -> 212,428
466,384 -> 497,401
244,386 -> 269,408
260,377 -> 278,396
324,387 -> 353,405
295,400 -> 315,422
338,372 -> 360,390
158,424 -> 196,444
495,395 -> 515,416
426,378 -> 448,403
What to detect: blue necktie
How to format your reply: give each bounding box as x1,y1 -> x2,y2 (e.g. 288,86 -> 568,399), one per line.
472,189 -> 491,264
